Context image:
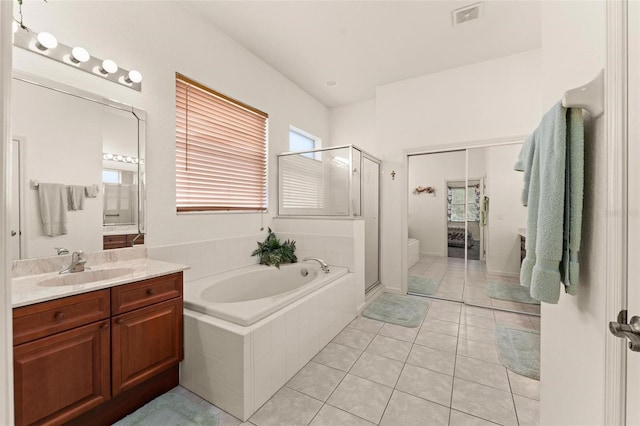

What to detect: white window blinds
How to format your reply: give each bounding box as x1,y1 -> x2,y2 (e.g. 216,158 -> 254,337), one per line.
176,73 -> 268,212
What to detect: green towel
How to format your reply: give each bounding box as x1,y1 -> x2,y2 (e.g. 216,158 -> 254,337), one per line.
515,102 -> 584,303
561,108 -> 584,295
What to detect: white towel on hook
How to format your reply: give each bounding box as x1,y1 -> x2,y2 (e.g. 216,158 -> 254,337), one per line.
67,185 -> 85,210
85,185 -> 99,198
38,183 -> 68,236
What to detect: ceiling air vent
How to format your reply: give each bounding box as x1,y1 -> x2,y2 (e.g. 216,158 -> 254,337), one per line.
452,2 -> 482,26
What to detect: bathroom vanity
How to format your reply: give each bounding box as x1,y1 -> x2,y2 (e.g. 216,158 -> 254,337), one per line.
11,249 -> 187,426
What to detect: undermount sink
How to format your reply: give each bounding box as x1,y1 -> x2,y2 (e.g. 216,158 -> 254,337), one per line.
38,267 -> 135,287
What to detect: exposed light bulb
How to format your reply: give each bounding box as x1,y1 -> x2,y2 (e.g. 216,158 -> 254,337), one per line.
36,32 -> 58,50
125,70 -> 143,84
100,59 -> 118,74
71,46 -> 90,63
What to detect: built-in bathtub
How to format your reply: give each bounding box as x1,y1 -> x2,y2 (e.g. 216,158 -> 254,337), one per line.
184,263 -> 348,326
180,263 -> 357,421
408,238 -> 420,268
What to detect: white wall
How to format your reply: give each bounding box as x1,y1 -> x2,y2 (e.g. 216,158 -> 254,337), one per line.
376,49 -> 542,292
329,99 -> 376,154
539,2 -> 607,425
12,1 -> 330,249
484,144 -> 527,276
408,150 -> 466,256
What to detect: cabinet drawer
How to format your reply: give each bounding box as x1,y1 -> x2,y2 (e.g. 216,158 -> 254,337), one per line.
111,273 -> 183,315
13,290 -> 110,346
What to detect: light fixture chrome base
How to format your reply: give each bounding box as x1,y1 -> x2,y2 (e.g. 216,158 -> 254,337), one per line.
13,26 -> 142,92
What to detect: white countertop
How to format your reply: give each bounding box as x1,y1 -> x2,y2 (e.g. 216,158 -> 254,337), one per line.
12,258 -> 189,308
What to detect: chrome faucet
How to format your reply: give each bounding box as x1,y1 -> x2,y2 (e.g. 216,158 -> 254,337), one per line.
302,257 -> 330,274
59,251 -> 87,274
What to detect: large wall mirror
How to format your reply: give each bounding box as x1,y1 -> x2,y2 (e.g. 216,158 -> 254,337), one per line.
407,141 -> 540,316
10,72 -> 146,260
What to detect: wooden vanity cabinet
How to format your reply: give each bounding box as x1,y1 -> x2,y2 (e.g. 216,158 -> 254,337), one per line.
111,274 -> 183,395
14,319 -> 111,426
103,234 -> 145,250
13,272 -> 183,426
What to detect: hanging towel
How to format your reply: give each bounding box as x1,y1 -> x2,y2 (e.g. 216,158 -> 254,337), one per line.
85,185 -> 99,198
38,183 -> 68,236
67,185 -> 85,211
516,102 -> 565,303
514,102 -> 585,303
561,108 -> 584,294
480,195 -> 489,227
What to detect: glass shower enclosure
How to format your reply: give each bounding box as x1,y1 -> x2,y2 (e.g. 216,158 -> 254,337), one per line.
278,145 -> 381,293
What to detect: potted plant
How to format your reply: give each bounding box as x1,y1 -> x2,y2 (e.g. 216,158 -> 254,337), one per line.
252,228 -> 297,268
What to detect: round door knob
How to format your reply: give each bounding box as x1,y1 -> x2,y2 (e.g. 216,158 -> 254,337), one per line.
146,288 -> 154,296
101,322 -> 109,329
115,318 -> 123,325
54,312 -> 65,321
11,230 -> 16,236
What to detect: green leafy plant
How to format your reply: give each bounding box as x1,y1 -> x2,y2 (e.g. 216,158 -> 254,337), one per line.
251,228 -> 297,268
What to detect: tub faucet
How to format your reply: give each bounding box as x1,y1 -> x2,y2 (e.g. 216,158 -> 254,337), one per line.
60,251 -> 87,274
302,257 -> 330,274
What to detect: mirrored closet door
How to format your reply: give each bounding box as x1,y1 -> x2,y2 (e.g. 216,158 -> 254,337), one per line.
407,142 -> 540,316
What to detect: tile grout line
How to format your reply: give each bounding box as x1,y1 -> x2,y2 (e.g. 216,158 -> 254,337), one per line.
309,318 -> 384,425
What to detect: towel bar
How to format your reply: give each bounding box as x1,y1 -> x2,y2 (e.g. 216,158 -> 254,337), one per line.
562,69 -> 604,118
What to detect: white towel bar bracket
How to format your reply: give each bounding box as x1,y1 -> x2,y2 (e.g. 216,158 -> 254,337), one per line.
561,69 -> 604,118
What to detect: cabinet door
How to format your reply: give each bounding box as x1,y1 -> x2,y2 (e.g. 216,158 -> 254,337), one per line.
112,298 -> 183,395
13,320 -> 110,426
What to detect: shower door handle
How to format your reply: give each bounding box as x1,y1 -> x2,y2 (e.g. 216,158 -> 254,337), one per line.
609,309 -> 640,352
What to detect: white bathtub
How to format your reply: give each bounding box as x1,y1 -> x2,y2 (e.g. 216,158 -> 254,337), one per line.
408,238 -> 420,268
180,263 -> 357,421
184,263 -> 348,326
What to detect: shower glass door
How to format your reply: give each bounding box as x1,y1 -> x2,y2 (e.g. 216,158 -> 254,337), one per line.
363,156 -> 380,292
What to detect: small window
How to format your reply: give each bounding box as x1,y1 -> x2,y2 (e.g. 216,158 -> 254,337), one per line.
176,73 -> 268,212
102,169 -> 120,184
289,127 -> 320,159
448,184 -> 480,222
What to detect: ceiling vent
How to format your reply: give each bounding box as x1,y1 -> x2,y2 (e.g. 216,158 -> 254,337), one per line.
452,2 -> 482,26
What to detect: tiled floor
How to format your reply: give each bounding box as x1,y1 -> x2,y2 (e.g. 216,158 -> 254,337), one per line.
409,254 -> 542,316
166,298 -> 540,426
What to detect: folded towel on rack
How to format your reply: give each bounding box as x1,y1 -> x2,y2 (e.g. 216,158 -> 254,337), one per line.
38,183 -> 68,237
67,185 -> 85,211
85,185 -> 99,198
515,102 -> 584,303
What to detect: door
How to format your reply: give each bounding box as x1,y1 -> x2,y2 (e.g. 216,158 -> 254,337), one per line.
363,156 -> 380,292
10,138 -> 22,260
13,321 -> 111,426
111,298 -> 183,395
626,1 -> 640,422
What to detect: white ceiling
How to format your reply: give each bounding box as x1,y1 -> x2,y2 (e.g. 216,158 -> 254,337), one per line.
181,1 -> 541,108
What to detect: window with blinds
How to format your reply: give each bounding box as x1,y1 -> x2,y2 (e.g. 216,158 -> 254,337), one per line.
175,73 -> 268,212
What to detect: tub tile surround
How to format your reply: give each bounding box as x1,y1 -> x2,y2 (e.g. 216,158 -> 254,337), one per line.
147,231 -> 357,284
169,299 -> 539,426
180,272 -> 357,421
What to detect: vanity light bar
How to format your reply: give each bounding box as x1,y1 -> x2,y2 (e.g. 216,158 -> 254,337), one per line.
103,153 -> 143,164
13,26 -> 142,92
